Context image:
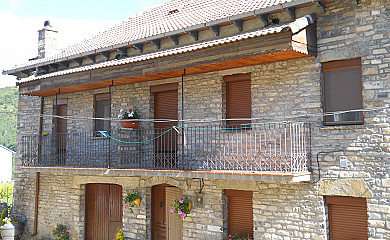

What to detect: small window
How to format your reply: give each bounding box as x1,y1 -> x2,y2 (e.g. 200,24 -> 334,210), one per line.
94,93 -> 110,132
225,190 -> 253,238
224,73 -> 251,127
326,196 -> 368,240
322,58 -> 363,125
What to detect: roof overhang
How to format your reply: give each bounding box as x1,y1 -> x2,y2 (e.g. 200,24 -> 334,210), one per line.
19,15 -> 317,96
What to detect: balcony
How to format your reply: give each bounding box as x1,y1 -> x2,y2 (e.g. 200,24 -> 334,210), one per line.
21,121 -> 312,182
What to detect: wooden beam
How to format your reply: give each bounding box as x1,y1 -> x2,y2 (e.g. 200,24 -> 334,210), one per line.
100,52 -> 110,59
133,44 -> 143,53
117,47 -> 128,55
233,20 -> 243,32
85,55 -> 96,62
189,31 -> 199,41
315,0 -> 326,13
151,39 -> 161,49
210,25 -> 220,36
58,61 -> 69,68
169,35 -> 179,45
285,7 -> 296,20
256,14 -> 268,26
72,58 -> 83,66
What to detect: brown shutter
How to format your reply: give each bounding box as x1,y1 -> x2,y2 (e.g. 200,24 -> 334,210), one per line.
326,196 -> 368,240
109,185 -> 123,238
166,187 -> 183,240
224,74 -> 251,126
322,58 -> 363,124
154,87 -> 178,155
225,190 -> 253,237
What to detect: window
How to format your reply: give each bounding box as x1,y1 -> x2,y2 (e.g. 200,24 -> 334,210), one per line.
224,73 -> 251,126
225,190 -> 253,238
326,196 -> 368,240
94,93 -> 110,132
322,58 -> 363,125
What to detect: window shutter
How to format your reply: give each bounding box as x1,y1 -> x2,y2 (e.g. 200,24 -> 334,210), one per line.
224,73 -> 251,126
326,196 -> 368,240
225,190 -> 253,237
322,58 -> 363,125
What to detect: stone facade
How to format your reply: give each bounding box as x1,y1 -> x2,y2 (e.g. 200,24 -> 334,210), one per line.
11,0 -> 390,239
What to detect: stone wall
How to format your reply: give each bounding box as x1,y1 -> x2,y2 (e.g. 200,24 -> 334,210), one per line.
13,0 -> 390,239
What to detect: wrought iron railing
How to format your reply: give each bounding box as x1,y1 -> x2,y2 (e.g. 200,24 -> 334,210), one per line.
21,122 -> 311,173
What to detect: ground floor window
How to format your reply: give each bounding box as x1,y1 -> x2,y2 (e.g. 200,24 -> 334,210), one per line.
225,190 -> 253,238
326,196 -> 368,240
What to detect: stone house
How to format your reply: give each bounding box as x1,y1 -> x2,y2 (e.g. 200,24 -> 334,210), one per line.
2,0 -> 390,239
0,145 -> 14,183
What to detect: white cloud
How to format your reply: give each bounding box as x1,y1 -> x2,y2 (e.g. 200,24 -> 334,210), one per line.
0,11 -> 116,88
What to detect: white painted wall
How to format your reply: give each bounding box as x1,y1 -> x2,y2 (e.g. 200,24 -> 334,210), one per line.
0,146 -> 14,182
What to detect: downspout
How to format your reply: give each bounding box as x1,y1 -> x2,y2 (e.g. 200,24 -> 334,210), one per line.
108,81 -> 113,169
181,69 -> 186,169
33,96 -> 44,236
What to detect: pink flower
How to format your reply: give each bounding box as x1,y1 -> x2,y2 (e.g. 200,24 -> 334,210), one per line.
229,239 -> 232,240
179,199 -> 184,203
181,213 -> 186,218
124,205 -> 129,210
228,235 -> 231,237
170,209 -> 174,213
178,210 -> 182,214
66,230 -> 70,232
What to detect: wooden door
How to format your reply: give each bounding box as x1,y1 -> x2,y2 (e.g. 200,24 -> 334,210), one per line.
57,104 -> 67,165
153,86 -> 178,168
151,185 -> 183,240
166,186 -> 183,240
85,184 -> 122,240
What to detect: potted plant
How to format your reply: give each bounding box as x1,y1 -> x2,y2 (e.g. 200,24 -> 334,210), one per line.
118,108 -> 140,128
123,190 -> 141,213
170,197 -> 191,218
0,215 -> 26,240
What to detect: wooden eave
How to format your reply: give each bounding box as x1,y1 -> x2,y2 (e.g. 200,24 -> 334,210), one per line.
19,29 -> 317,96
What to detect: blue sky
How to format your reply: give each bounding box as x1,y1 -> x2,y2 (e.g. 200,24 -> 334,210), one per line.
0,0 -> 169,87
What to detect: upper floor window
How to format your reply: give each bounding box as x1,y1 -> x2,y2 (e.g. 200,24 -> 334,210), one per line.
322,58 -> 363,125
224,73 -> 251,127
94,93 -> 110,132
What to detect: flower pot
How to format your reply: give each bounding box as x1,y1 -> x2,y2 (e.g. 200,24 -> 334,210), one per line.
121,121 -> 139,128
188,201 -> 191,211
134,198 -> 141,207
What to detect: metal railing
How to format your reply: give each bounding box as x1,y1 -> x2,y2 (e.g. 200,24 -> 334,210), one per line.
21,121 -> 311,173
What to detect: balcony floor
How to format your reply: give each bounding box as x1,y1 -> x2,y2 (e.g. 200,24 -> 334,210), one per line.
21,166 -> 312,182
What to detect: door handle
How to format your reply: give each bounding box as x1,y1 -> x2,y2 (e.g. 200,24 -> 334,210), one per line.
160,201 -> 163,207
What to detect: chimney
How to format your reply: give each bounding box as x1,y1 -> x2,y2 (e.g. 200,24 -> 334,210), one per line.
37,20 -> 58,59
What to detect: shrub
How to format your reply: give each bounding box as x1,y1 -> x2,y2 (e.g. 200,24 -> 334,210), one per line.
52,224 -> 70,240
115,228 -> 125,240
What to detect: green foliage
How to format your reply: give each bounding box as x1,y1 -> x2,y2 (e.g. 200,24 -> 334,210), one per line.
170,197 -> 191,218
0,207 -> 8,226
0,86 -> 18,151
52,224 -> 70,240
225,234 -> 253,240
114,228 -> 125,240
123,190 -> 140,213
0,182 -> 14,209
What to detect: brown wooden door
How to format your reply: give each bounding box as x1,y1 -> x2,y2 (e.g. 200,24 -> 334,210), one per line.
225,190 -> 253,238
153,87 -> 178,168
85,184 -> 122,240
151,185 -> 183,240
152,185 -> 167,240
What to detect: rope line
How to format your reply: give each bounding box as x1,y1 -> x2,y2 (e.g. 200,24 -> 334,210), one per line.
98,127 -> 175,144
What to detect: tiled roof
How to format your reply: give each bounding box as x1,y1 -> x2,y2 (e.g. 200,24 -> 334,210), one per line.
5,0 -> 296,72
19,15 -> 315,83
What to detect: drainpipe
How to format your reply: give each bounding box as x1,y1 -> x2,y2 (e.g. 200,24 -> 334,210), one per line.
33,96 -> 44,236
108,81 -> 113,169
181,69 -> 186,169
